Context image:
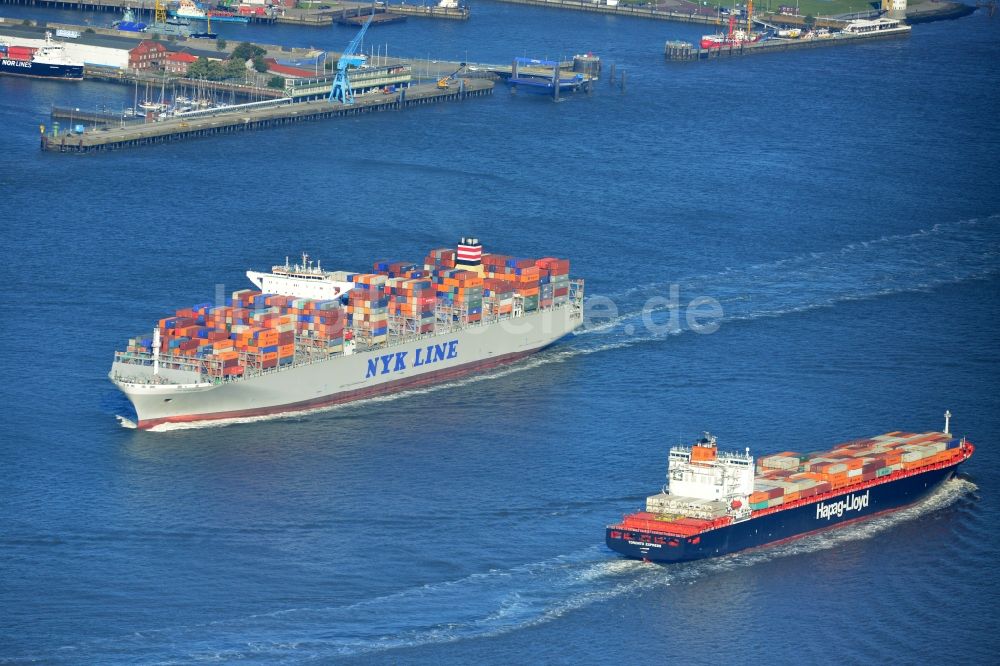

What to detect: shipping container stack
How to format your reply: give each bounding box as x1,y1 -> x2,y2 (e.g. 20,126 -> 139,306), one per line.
371,260 -> 436,337
287,297 -> 345,355
347,274 -> 389,346
137,288 -> 350,379
481,254 -> 541,313
3,45 -> 37,62
423,248 -> 456,270
536,257 -> 572,308
385,277 -> 436,336
432,269 -> 484,325
482,276 -> 515,318
747,431 -> 963,511
421,240 -> 572,321
126,240 -> 576,379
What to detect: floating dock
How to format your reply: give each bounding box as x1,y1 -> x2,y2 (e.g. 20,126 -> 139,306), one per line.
498,56 -> 599,100
40,80 -> 493,153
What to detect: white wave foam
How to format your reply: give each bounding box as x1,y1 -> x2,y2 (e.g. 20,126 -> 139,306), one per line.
22,479 -> 975,663
115,415 -> 137,429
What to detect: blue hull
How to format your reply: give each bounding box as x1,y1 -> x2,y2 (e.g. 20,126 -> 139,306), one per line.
607,463 -> 961,563
0,59 -> 83,80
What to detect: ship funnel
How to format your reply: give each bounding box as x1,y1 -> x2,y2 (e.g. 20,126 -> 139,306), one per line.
456,237 -> 483,267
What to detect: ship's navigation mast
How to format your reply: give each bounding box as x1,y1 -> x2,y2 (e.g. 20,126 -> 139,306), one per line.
944,409 -> 952,435
152,328 -> 161,375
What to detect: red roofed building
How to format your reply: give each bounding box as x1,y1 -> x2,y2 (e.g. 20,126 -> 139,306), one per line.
165,51 -> 198,75
129,40 -> 170,71
264,58 -> 319,79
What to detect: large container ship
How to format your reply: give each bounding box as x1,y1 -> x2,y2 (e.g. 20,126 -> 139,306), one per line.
110,239 -> 584,429
606,415 -> 974,563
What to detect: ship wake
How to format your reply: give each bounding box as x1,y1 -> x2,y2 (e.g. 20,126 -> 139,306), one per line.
119,213 -> 998,431
30,479 -> 976,662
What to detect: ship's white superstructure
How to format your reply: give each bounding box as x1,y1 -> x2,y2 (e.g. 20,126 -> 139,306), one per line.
246,253 -> 355,301
644,434 -> 754,520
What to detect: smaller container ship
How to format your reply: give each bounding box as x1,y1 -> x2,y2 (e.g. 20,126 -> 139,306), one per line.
607,413 -> 974,563
0,33 -> 83,80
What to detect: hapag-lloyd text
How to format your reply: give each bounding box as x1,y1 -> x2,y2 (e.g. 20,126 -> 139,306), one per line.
816,491 -> 870,520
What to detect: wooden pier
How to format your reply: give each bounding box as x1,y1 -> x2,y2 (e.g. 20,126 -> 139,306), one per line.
40,79 -> 493,154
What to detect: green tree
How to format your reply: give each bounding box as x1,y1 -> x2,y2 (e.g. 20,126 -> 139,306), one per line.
225,57 -> 248,80
151,32 -> 161,41
186,56 -> 212,79
804,14 -> 816,27
187,57 -> 226,81
267,75 -> 285,89
206,60 -> 225,80
252,55 -> 268,73
216,37 -> 228,51
231,42 -> 265,61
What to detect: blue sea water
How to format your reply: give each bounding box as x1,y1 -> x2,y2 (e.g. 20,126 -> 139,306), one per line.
1,2 -> 999,663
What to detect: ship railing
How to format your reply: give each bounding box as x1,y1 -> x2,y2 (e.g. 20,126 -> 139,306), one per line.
114,294 -> 586,382
608,514 -> 733,538
669,445 -> 752,462
113,349 -> 205,373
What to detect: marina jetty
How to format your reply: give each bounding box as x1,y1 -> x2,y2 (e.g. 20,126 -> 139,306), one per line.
40,79 -> 493,153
